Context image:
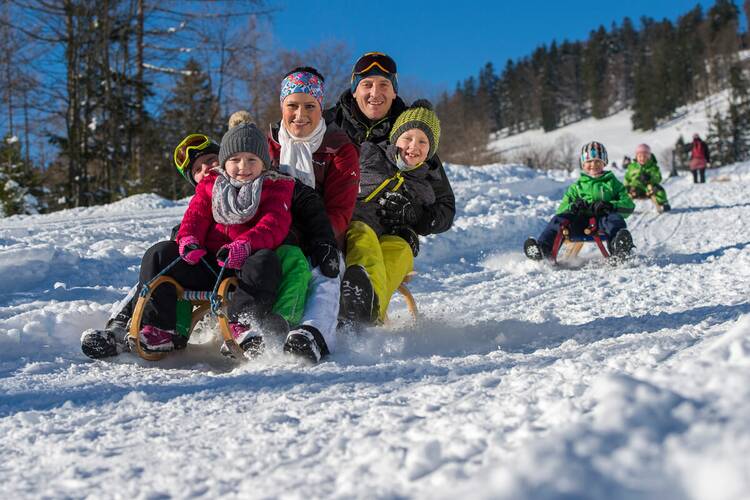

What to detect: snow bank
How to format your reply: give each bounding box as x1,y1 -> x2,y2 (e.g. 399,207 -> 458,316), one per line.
1,161 -> 749,498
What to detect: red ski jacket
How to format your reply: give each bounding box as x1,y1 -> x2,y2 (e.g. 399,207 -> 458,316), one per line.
268,124 -> 360,248
690,138 -> 710,170
176,172 -> 295,254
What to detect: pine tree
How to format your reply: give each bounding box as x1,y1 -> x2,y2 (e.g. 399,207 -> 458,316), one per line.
0,134 -> 43,216
727,64 -> 750,162
540,42 -> 560,131
582,26 -> 610,119
157,59 -> 221,199
706,112 -> 731,166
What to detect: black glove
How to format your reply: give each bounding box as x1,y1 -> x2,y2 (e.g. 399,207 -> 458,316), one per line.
377,191 -> 421,227
309,241 -> 340,278
389,226 -> 420,257
638,173 -> 650,183
569,198 -> 589,215
591,200 -> 614,217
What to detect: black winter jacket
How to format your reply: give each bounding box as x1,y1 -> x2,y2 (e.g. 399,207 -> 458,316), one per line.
353,142 -> 436,237
324,91 -> 455,235
285,179 -> 336,255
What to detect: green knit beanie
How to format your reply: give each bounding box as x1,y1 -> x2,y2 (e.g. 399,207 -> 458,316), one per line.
389,99 -> 441,160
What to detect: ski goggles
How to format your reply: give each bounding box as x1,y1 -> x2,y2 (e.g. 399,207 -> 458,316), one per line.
352,52 -> 398,77
174,133 -> 212,172
351,53 -> 399,93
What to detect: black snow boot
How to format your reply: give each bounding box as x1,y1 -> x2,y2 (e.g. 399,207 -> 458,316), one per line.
284,325 -> 329,363
523,237 -> 548,261
80,313 -> 130,359
661,203 -> 671,212
340,265 -> 379,325
609,229 -> 635,259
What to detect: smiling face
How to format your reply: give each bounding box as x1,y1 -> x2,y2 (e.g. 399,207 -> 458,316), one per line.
582,159 -> 605,177
396,128 -> 430,166
281,92 -> 322,138
635,152 -> 649,165
224,152 -> 264,183
353,75 -> 397,121
191,153 -> 219,185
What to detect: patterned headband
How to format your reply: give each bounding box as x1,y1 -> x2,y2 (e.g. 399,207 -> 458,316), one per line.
280,71 -> 324,108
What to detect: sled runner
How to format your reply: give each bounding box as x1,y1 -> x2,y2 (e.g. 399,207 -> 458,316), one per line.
550,216 -> 609,263
128,257 -> 242,361
393,272 -> 418,321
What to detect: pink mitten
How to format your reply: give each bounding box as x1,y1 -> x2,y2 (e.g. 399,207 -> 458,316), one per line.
217,240 -> 251,269
178,236 -> 207,265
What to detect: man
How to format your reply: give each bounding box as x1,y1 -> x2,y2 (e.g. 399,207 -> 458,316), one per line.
324,52 -> 456,324
324,51 -> 455,238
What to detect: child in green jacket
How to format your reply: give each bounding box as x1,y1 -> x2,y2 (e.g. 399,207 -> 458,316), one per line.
524,141 -> 636,260
624,143 -> 671,211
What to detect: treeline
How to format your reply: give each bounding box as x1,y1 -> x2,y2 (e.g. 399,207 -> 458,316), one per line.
0,0 -> 352,216
437,0 -> 749,165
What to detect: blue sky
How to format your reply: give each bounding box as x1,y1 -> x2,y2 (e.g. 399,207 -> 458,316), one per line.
272,0 -> 743,94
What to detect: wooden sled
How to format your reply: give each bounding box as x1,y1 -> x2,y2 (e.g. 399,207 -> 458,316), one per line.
550,217 -> 609,264
129,276 -> 240,361
628,185 -> 665,213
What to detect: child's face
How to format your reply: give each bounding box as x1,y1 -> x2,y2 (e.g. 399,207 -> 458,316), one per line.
281,93 -> 322,138
191,153 -> 219,185
582,159 -> 605,177
396,128 -> 430,166
224,152 -> 264,183
635,152 -> 649,165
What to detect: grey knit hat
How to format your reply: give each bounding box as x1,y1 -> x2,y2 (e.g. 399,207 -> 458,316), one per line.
219,122 -> 271,170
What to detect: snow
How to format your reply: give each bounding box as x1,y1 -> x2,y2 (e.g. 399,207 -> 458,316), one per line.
492,91 -> 730,166
1,163 -> 749,498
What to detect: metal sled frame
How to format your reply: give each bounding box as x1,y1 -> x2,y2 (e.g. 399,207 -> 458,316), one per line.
550,217 -> 609,264
129,257 -> 242,361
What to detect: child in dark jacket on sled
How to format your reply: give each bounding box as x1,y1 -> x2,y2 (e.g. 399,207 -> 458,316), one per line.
340,100 -> 440,325
136,123 -> 296,354
524,141 -> 636,261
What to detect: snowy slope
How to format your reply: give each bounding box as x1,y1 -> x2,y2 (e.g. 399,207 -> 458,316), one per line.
492,91 -> 729,167
1,164 -> 749,499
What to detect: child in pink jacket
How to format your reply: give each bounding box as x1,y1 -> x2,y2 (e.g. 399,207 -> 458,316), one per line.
137,122 -> 295,354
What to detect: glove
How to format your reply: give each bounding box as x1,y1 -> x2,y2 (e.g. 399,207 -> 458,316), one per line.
638,173 -> 650,183
377,191 -> 421,228
591,200 -> 614,217
390,226 -> 420,257
569,198 -> 589,215
178,236 -> 206,265
216,240 -> 250,269
309,241 -> 341,278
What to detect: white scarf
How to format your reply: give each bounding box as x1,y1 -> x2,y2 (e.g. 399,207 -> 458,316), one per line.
278,119 -> 326,189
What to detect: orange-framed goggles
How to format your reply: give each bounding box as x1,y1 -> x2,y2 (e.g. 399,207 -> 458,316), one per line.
352,52 -> 397,76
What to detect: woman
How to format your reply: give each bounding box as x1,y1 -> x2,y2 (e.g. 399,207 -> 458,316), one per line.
267,66 -> 360,362
689,133 -> 710,184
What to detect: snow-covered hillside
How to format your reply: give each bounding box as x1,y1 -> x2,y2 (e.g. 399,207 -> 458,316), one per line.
1,163 -> 749,499
492,91 -> 729,167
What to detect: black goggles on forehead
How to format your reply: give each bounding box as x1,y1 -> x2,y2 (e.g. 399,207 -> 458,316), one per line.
352,52 -> 397,75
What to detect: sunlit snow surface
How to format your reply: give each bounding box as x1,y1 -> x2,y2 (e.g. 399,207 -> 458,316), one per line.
1,165 -> 749,499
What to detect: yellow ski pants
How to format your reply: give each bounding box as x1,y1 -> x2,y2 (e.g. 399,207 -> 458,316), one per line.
345,221 -> 414,322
